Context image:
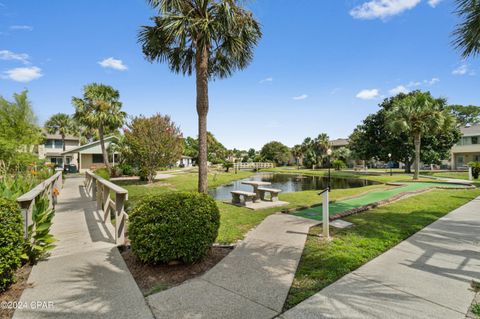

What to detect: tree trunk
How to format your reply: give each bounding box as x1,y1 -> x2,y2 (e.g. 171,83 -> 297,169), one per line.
404,159 -> 412,173
413,132 -> 421,180
196,46 -> 209,193
98,125 -> 111,172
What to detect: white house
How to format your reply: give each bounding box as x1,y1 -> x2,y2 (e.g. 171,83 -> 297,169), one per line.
62,136 -> 119,172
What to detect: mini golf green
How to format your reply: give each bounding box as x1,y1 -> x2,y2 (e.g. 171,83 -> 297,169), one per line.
292,182 -> 471,221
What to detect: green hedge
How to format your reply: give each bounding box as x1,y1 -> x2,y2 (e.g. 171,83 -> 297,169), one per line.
0,198 -> 24,292
129,192 -> 220,264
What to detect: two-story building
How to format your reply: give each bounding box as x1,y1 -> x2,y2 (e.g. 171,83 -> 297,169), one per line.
450,124 -> 480,170
37,133 -> 80,167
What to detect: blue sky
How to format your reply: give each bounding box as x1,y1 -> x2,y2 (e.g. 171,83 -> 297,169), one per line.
1,0 -> 479,150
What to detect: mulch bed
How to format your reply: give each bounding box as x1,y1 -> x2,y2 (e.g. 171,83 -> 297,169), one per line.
0,264 -> 33,319
120,245 -> 232,296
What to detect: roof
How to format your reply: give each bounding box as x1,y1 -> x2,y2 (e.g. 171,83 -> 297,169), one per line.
329,138 -> 349,147
460,124 -> 480,137
62,136 -> 118,155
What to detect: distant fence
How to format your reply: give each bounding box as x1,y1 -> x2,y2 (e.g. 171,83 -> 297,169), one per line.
233,162 -> 275,170
85,170 -> 128,245
17,170 -> 63,238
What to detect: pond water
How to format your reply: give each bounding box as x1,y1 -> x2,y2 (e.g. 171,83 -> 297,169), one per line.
209,173 -> 381,201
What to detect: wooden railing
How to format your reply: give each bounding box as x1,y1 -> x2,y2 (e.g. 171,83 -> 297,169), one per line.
234,162 -> 275,170
17,170 -> 63,238
85,170 -> 128,245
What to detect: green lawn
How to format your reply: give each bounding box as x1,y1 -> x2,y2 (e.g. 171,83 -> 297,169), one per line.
285,187 -> 480,309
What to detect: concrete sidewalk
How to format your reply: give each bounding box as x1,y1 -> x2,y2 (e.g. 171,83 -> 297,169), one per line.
146,213 -> 318,319
13,177 -> 154,319
280,196 -> 480,319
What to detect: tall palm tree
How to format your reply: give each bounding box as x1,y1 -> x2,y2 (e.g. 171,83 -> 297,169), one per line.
314,133 -> 330,167
453,0 -> 480,58
72,83 -> 126,171
386,92 -> 453,180
291,144 -> 303,169
138,0 -> 262,193
44,113 -> 76,152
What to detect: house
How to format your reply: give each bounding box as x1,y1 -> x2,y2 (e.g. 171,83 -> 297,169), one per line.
450,124 -> 480,170
37,133 -> 80,167
62,136 -> 119,172
329,138 -> 349,150
177,155 -> 193,167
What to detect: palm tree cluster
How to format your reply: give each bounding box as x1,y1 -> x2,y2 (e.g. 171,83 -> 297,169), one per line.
44,113 -> 77,151
295,134 -> 331,169
138,0 -> 262,193
453,0 -> 480,58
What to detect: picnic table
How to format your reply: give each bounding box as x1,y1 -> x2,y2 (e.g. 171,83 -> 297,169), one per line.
241,181 -> 271,200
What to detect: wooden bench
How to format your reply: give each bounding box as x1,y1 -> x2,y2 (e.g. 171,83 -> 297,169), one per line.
257,187 -> 282,202
231,190 -> 257,206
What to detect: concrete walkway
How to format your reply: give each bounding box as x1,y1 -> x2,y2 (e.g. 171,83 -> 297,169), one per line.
147,213 -> 318,319
13,177 -> 154,319
281,196 -> 480,319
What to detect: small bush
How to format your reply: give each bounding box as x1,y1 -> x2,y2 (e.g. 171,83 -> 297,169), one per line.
119,163 -> 133,176
469,161 -> 480,179
94,167 -> 110,180
332,159 -> 346,171
0,198 -> 24,292
129,192 -> 220,264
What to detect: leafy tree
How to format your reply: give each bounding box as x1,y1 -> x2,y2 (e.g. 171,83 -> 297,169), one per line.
247,148 -> 256,160
386,91 -> 456,180
298,134 -> 331,168
124,114 -> 183,183
182,132 -> 227,164
72,83 -> 126,172
44,113 -> 77,151
453,0 -> 480,58
260,141 -> 290,165
349,91 -> 460,174
447,104 -> 480,126
139,0 -> 262,193
332,147 -> 351,162
0,90 -> 43,167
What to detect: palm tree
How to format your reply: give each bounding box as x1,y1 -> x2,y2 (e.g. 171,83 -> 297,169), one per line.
453,0 -> 480,58
314,133 -> 330,168
44,113 -> 76,152
291,144 -> 303,169
72,83 -> 126,172
138,0 -> 262,193
386,92 -> 453,180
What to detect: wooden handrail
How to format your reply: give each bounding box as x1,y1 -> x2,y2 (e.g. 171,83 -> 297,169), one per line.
17,170 -> 63,238
85,170 -> 128,245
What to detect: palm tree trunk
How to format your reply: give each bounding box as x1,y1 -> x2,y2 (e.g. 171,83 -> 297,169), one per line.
196,46 -> 209,194
98,125 -> 111,172
413,132 -> 421,180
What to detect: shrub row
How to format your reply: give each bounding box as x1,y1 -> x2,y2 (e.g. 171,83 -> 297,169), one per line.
0,198 -> 24,292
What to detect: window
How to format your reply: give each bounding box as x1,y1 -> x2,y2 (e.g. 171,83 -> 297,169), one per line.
44,139 -> 54,148
92,154 -> 104,164
472,136 -> 478,145
54,140 -> 63,149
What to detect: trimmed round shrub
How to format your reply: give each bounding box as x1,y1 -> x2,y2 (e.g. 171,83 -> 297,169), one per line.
0,198 -> 24,292
129,192 -> 220,264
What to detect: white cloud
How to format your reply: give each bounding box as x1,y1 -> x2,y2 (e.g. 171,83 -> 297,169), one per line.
98,57 -> 127,71
293,94 -> 308,100
2,66 -> 43,82
428,0 -> 441,8
452,64 -> 475,76
389,85 -> 409,95
356,89 -> 379,100
10,25 -> 33,31
424,77 -> 440,85
350,0 -> 421,20
0,50 -> 30,64
259,77 -> 273,84
406,80 -> 421,87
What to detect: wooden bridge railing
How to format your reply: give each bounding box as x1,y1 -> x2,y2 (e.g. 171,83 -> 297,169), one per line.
84,170 -> 128,245
17,170 -> 63,238
234,162 -> 275,170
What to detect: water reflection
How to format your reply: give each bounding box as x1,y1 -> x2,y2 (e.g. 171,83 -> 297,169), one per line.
209,173 -> 380,200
